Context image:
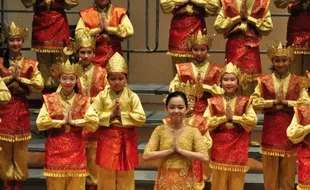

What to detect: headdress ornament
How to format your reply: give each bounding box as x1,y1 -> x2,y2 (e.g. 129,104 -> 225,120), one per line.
107,52 -> 128,74
2,21 -> 28,40
187,30 -> 213,49
50,58 -> 83,78
267,42 -> 294,61
75,28 -> 96,50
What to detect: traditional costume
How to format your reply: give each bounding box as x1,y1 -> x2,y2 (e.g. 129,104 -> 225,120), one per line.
287,103 -> 310,190
214,0 -> 273,82
75,28 -> 107,190
21,0 -> 79,90
84,52 -> 146,190
144,125 -> 209,190
36,61 -> 99,190
76,1 -> 134,67
0,22 -> 44,190
204,63 -> 258,190
0,77 -> 11,103
251,43 -> 309,190
275,0 -> 310,75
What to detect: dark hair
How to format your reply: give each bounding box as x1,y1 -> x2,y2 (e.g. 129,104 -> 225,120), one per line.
165,91 -> 188,108
3,48 -> 10,69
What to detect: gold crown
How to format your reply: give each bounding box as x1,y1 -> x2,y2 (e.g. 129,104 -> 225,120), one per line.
75,28 -> 96,50
220,62 -> 240,78
267,42 -> 294,61
2,21 -> 28,40
50,58 -> 83,78
187,30 -> 213,49
107,52 -> 128,74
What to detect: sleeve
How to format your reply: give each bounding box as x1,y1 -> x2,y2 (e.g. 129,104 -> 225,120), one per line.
76,18 -> 102,37
203,105 -> 228,131
193,128 -> 209,158
274,0 -> 294,8
144,126 -> 161,153
121,93 -> 146,127
203,130 -> 213,150
18,64 -> 44,93
247,10 -> 273,36
85,92 -> 111,127
251,84 -> 274,110
2,76 -> 13,85
192,0 -> 221,15
106,15 -> 134,39
287,88 -> 310,107
287,112 -> 310,144
169,74 -> 181,92
214,8 -> 242,34
74,100 -> 99,132
160,0 -> 187,13
63,0 -> 79,10
0,77 -> 11,103
202,84 -> 224,95
232,103 -> 258,132
36,104 -> 63,131
20,0 -> 36,8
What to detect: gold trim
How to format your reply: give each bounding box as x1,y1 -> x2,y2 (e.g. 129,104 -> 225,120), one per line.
297,184 -> 310,190
31,48 -> 61,53
260,149 -> 296,157
0,134 -> 31,142
209,161 -> 248,173
167,51 -> 193,58
85,141 -> 97,148
43,169 -> 88,177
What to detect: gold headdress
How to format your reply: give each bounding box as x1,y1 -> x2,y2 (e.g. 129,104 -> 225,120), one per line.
187,30 -> 213,49
220,62 -> 240,78
50,58 -> 83,78
107,52 -> 128,74
2,21 -> 28,40
75,28 -> 96,50
267,42 -> 294,61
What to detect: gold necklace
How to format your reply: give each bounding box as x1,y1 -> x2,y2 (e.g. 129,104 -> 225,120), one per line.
60,91 -> 75,100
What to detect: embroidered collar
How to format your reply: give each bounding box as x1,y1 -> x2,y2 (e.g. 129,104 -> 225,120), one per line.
193,60 -> 209,68
274,72 -> 290,80
94,3 -> 111,13
224,94 -> 237,102
60,91 -> 75,100
83,64 -> 93,72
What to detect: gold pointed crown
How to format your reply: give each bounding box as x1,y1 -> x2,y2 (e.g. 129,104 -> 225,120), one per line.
187,30 -> 213,49
107,52 -> 128,74
75,28 -> 96,50
2,21 -> 28,40
220,62 -> 240,78
267,42 -> 294,61
50,57 -> 83,78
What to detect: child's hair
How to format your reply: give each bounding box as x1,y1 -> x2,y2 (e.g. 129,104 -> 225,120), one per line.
165,91 -> 188,108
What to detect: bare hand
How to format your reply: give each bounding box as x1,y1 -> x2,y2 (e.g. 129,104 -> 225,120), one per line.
68,109 -> 76,126
171,136 -> 177,152
111,99 -> 121,119
100,12 -> 109,31
61,105 -> 70,125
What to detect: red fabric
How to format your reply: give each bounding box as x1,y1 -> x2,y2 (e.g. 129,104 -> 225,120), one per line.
80,5 -> 127,67
209,96 -> 250,167
169,15 -> 206,55
31,0 -> 70,50
43,93 -> 90,172
287,9 -> 310,52
96,127 -> 138,171
225,33 -> 262,76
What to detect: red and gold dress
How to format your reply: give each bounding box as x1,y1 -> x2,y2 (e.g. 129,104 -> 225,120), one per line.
84,86 -> 146,190
21,0 -> 79,89
160,0 -> 219,58
0,56 -> 43,183
287,104 -> 310,190
76,4 -> 134,67
214,0 -> 273,80
204,95 -> 257,190
36,92 -> 98,190
77,64 -> 107,186
251,73 -> 309,190
0,76 -> 10,103
169,60 -> 222,186
144,125 -> 209,190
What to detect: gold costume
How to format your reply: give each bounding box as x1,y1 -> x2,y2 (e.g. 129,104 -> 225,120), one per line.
144,125 -> 209,190
0,77 -> 11,103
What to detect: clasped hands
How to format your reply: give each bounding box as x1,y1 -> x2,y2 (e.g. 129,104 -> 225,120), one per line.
110,98 -> 121,120
59,105 -> 76,126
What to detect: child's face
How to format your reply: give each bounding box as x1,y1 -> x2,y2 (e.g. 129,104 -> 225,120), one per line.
192,44 -> 208,63
59,73 -> 77,93
272,56 -> 291,75
95,0 -> 110,8
108,72 -> 127,93
221,73 -> 238,95
7,36 -> 24,54
78,47 -> 94,66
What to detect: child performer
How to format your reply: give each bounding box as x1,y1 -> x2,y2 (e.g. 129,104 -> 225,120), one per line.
36,60 -> 99,190
0,21 -> 44,190
84,52 -> 146,190
251,43 -> 309,190
204,62 -> 258,190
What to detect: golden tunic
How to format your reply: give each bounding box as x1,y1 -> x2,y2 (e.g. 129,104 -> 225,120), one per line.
0,77 -> 11,103
144,125 -> 209,190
